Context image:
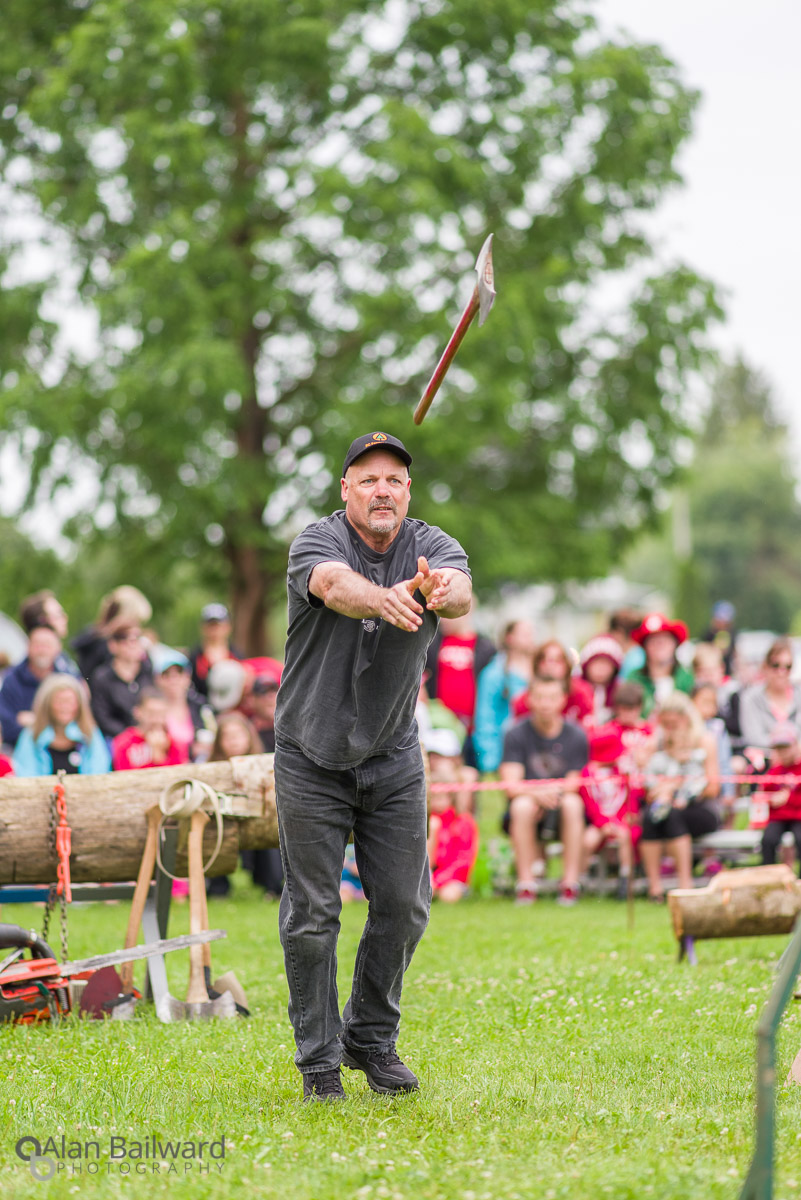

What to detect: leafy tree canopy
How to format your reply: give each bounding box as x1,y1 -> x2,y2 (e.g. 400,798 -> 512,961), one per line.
624,356 -> 801,634
0,0 -> 721,649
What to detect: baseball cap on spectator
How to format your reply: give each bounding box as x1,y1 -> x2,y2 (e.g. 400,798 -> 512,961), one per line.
588,726 -> 626,763
579,636 -> 624,670
713,601 -> 736,622
201,603 -> 230,623
422,727 -> 462,758
342,432 -> 412,477
208,659 -> 247,711
631,613 -> 688,647
252,675 -> 279,696
769,723 -> 799,748
152,645 -> 190,674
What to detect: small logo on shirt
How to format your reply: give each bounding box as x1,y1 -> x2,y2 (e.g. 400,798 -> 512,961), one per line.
362,619 -> 379,633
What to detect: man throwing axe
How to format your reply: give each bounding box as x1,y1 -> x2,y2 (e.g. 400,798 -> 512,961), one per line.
274,432 -> 472,1100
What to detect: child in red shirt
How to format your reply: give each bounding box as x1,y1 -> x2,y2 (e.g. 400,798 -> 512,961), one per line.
112,689 -> 185,771
424,728 -> 479,902
580,726 -> 644,898
759,723 -> 801,873
608,680 -> 655,770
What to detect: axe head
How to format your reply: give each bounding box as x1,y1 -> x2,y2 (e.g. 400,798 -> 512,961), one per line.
475,233 -> 496,327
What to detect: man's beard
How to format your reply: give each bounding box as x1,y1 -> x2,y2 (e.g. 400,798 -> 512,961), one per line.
366,501 -> 399,533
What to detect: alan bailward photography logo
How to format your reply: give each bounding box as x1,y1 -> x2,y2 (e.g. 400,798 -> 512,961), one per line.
15,1131 -> 228,1180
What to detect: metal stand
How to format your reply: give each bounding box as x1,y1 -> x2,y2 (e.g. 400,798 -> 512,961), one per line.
144,824 -> 178,1002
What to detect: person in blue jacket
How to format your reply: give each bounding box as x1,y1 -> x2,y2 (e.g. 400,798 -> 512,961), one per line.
13,674 -> 111,777
472,619 -> 536,773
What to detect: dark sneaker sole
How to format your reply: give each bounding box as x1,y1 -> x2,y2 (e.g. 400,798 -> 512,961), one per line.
341,1051 -> 419,1094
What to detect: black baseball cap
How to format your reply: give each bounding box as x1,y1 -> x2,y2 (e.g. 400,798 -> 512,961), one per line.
342,432 -> 412,478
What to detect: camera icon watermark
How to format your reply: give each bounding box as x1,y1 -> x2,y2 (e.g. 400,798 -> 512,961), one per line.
15,1137 -> 57,1182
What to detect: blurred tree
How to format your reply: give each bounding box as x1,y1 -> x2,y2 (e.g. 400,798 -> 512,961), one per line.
0,0 -> 721,650
624,356 -> 801,633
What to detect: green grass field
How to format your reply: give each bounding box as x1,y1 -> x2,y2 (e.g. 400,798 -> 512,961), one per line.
2,879 -> 801,1200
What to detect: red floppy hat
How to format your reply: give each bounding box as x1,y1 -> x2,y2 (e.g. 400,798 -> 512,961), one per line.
631,612 -> 688,647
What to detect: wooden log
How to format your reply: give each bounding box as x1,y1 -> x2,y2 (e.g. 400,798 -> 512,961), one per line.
667,865 -> 801,942
0,754 -> 278,884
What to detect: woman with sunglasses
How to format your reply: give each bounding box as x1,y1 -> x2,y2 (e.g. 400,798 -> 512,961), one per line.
739,638 -> 801,751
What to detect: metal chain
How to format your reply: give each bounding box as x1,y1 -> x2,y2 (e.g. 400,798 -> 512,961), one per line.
41,785 -> 59,948
59,886 -> 68,962
41,776 -> 68,961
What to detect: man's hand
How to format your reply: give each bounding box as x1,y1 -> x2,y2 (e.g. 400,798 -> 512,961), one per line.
415,556 -> 471,615
768,788 -> 791,809
379,568 -> 426,632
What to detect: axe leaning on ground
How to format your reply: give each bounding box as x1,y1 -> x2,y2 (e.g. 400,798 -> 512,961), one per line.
413,233 -> 497,425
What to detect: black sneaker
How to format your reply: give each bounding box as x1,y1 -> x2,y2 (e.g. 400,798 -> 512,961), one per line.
341,1045 -> 419,1094
303,1068 -> 346,1102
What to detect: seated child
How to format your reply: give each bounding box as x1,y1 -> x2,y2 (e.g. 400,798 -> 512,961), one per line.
608,680 -> 655,769
579,726 -> 644,899
758,723 -> 801,874
424,728 -> 479,902
111,689 -> 185,770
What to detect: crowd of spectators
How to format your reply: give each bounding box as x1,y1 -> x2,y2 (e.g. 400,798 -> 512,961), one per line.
421,603 -> 801,906
2,588 -> 800,907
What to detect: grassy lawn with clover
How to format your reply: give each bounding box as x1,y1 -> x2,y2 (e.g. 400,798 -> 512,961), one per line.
2,871 -> 801,1200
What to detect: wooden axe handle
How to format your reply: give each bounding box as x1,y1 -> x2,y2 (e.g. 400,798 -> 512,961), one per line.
413,290 -> 479,425
186,809 -> 210,1004
120,806 -> 161,993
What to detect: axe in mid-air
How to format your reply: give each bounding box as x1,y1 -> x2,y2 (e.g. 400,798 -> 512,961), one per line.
413,233 -> 496,425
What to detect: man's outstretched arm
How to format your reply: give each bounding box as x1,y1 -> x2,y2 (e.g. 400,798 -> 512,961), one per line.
309,561 -> 426,633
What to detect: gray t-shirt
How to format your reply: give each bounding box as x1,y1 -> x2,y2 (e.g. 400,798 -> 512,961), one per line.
275,510 -> 470,769
501,717 -> 589,781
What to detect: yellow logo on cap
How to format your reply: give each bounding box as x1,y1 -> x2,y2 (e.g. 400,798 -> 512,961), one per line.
371,432 -> 388,441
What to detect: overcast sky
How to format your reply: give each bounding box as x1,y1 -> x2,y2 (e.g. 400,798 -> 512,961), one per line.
597,0 -> 801,441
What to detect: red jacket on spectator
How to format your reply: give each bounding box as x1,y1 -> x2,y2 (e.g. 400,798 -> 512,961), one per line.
763,761 -> 801,821
0,755 -> 13,777
429,808 -> 480,890
112,728 -> 184,771
579,762 -> 644,835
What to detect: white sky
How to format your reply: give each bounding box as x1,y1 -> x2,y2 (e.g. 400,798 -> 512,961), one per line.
597,0 -> 801,443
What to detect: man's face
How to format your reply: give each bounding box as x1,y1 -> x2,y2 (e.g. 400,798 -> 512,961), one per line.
203,618 -> 231,640
773,742 -> 798,765
28,628 -> 61,673
528,680 -> 566,723
341,450 -> 410,541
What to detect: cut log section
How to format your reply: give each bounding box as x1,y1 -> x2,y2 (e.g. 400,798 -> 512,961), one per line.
668,865 -> 801,942
0,754 -> 277,884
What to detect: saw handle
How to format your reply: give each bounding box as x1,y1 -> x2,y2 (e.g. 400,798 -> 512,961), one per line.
0,924 -> 56,959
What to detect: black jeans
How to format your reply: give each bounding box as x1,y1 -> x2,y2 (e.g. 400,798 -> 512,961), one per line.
762,820 -> 801,873
274,741 -> 430,1074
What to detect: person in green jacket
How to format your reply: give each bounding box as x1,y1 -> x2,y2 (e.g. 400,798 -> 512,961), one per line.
627,613 -> 694,718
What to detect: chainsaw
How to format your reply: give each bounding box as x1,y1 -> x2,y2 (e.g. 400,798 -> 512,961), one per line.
0,923 -> 226,1024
